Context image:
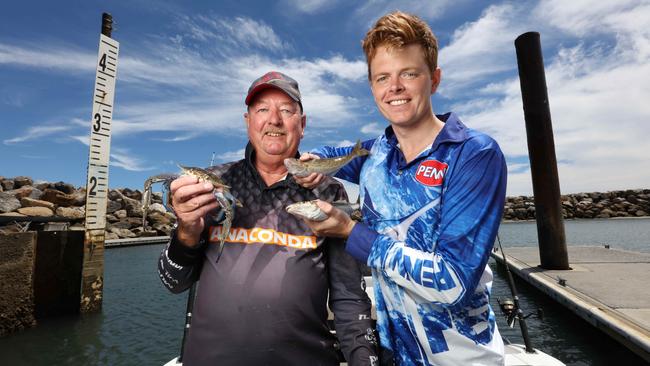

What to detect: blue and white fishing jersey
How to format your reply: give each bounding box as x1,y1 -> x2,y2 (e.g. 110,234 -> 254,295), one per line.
313,113 -> 507,366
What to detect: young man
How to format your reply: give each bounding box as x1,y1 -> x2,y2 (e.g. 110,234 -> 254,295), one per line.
296,12 -> 507,366
158,72 -> 378,366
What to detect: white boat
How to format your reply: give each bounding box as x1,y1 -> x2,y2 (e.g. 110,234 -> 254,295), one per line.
165,276 -> 565,366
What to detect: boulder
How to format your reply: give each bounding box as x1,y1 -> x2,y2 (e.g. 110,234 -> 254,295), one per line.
1,180 -> 14,191
40,189 -> 76,206
0,193 -> 21,213
17,206 -> 54,217
51,181 -> 76,194
109,227 -> 136,238
20,197 -> 55,210
56,206 -> 85,220
13,176 -> 33,188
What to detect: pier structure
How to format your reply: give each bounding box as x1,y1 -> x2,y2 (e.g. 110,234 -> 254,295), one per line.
492,246 -> 650,361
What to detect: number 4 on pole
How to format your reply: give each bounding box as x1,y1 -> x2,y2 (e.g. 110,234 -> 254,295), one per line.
81,12 -> 119,313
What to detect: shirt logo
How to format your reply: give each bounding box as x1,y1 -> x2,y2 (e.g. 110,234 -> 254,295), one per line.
414,160 -> 448,186
209,226 -> 317,249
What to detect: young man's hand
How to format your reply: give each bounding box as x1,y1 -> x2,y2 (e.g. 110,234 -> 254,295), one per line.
293,152 -> 325,189
303,200 -> 356,238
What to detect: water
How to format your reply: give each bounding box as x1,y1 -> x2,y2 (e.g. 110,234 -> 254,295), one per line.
1,218 -> 648,365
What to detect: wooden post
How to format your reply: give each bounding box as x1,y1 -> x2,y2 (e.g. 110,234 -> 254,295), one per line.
515,32 -> 570,270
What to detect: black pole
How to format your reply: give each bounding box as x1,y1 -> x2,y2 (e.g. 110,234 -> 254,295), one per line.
515,32 -> 570,270
178,283 -> 197,363
497,235 -> 534,353
101,13 -> 113,38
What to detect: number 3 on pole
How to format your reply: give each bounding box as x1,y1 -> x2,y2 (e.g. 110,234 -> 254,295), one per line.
84,33 -> 119,231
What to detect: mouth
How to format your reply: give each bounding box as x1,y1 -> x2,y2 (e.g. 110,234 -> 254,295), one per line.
387,99 -> 409,106
264,131 -> 285,137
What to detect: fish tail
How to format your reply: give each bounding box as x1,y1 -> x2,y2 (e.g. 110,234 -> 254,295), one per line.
352,139 -> 370,157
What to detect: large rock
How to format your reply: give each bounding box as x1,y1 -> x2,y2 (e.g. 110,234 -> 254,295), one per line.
51,181 -> 76,194
55,206 -> 85,220
13,176 -> 33,189
106,200 -> 122,214
109,227 -> 136,238
5,186 -> 39,200
17,207 -> 54,217
20,197 -> 55,210
1,180 -> 14,191
40,189 -> 76,207
0,193 -> 21,213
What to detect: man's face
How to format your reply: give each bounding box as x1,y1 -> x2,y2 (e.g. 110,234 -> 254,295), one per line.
244,88 -> 306,159
369,44 -> 440,129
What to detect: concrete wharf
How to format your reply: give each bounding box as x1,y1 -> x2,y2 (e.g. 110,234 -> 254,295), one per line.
491,246 -> 650,362
105,236 -> 169,248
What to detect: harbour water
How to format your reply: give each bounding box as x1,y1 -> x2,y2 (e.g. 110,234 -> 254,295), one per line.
0,218 -> 648,365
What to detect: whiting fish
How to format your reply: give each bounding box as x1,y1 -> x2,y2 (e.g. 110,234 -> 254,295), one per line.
286,200 -> 361,222
284,139 -> 369,177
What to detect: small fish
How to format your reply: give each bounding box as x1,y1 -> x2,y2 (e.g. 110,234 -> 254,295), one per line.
286,200 -> 361,222
284,139 -> 369,177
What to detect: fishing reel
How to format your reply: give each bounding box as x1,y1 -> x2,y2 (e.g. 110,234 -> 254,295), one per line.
497,297 -> 544,328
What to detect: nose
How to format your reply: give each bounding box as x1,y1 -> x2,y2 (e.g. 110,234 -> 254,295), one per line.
388,77 -> 404,93
267,106 -> 283,125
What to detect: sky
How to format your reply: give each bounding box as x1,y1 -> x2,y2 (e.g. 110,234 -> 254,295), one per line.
1,0 -> 649,197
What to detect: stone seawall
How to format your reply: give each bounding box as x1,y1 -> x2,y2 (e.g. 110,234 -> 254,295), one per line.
504,189 -> 650,221
0,175 -> 648,237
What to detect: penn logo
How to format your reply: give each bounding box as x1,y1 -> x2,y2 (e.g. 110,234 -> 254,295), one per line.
414,160 -> 448,186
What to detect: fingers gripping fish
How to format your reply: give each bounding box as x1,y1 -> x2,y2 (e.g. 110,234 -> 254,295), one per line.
286,200 -> 362,222
283,139 -> 370,177
142,165 -> 242,249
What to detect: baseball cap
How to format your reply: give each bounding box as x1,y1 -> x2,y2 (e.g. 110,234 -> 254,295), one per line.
245,71 -> 302,109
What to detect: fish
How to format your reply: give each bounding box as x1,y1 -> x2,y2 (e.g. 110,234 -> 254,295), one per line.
142,165 -> 242,255
286,200 -> 361,222
284,139 -> 369,177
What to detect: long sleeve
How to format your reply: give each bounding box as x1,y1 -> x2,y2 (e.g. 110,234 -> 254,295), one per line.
157,228 -> 205,294
327,236 -> 378,365
347,143 -> 507,307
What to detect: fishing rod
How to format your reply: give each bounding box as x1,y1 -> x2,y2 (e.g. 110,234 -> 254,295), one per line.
177,282 -> 197,363
495,234 -> 534,353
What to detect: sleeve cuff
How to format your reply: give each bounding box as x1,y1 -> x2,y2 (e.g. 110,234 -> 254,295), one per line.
345,223 -> 377,263
167,230 -> 206,266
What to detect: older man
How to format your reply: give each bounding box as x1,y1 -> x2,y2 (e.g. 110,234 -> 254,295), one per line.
157,71 -> 378,366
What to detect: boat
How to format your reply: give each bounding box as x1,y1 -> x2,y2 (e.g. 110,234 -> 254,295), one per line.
164,274 -> 565,366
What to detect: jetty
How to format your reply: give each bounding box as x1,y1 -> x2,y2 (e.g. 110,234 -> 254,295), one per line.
492,245 -> 650,362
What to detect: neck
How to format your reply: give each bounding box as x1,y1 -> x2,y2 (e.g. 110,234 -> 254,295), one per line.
254,154 -> 289,186
393,115 -> 445,163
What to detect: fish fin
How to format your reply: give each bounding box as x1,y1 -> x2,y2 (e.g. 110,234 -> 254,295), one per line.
352,139 -> 370,157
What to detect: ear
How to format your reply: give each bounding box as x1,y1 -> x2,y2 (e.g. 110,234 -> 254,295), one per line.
244,112 -> 250,128
300,114 -> 306,138
430,67 -> 442,94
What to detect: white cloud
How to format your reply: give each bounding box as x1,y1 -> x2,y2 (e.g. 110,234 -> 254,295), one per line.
217,148 -> 246,162
354,0 -> 460,26
452,1 -> 650,195
337,139 -> 355,147
3,125 -> 73,144
283,0 -> 337,14
110,149 -> 154,171
360,122 -> 385,136
177,15 -> 291,53
0,42 -> 95,72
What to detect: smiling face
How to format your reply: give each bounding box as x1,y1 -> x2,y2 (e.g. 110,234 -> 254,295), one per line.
369,44 -> 440,131
244,88 -> 306,162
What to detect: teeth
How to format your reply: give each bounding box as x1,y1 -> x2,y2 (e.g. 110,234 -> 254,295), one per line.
266,132 -> 283,136
389,99 -> 408,106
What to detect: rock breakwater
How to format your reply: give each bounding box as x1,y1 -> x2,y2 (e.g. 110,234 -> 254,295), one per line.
1,176 -> 648,237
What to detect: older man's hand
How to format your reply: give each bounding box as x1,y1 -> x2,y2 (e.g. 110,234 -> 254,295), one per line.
170,175 -> 221,247
303,200 -> 356,238
293,153 -> 325,189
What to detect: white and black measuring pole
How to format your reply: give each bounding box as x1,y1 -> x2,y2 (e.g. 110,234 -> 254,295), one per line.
81,12 -> 119,313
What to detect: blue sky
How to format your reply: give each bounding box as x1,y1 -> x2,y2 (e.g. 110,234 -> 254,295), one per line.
1,0 -> 648,196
